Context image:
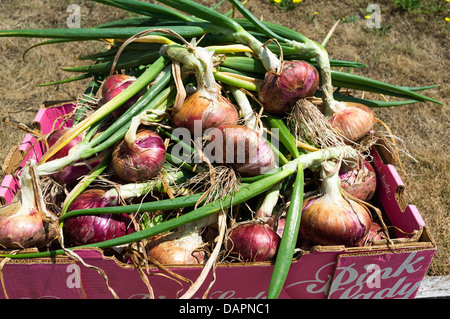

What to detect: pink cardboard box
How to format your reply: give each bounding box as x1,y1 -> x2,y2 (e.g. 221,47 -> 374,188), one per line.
0,102 -> 436,299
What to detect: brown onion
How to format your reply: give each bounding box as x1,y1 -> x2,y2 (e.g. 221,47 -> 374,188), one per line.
171,89 -> 239,134
300,161 -> 372,246
169,46 -> 239,133
146,230 -> 205,265
339,160 -> 377,201
226,221 -> 280,262
209,124 -> 276,176
102,74 -> 142,118
112,128 -> 166,182
258,60 -> 319,114
0,161 -> 57,249
63,189 -> 135,245
328,102 -> 375,143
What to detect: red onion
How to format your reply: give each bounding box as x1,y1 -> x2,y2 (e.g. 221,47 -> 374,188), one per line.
258,60 -> 319,114
0,161 -> 57,249
102,74 -> 142,118
112,128 -> 166,182
328,102 -> 375,143
300,161 -> 372,246
339,160 -> 377,201
47,128 -> 95,185
226,222 -> 280,261
63,189 -> 135,245
209,124 -> 276,176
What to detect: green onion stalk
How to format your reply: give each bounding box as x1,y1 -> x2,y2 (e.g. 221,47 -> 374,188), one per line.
154,0 -> 280,71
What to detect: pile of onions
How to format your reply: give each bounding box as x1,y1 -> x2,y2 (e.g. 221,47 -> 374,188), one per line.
300,161 -> 372,246
327,101 -> 376,143
112,126 -> 166,182
0,161 -> 57,249
63,189 -> 135,245
102,74 -> 142,118
46,128 -> 95,185
209,124 -> 276,177
226,221 -> 280,262
258,60 -> 319,115
339,159 -> 377,201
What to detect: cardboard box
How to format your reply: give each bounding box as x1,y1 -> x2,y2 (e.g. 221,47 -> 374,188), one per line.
0,102 -> 436,299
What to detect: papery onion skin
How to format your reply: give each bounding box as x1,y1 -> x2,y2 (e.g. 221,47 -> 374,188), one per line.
102,74 -> 141,118
47,128 -> 93,185
112,129 -> 166,182
357,222 -> 383,247
211,124 -> 276,176
328,102 -> 376,143
258,60 -> 319,115
63,189 -> 135,245
0,200 -> 56,249
300,195 -> 372,247
171,90 -> 239,133
339,160 -> 377,201
226,222 -> 280,261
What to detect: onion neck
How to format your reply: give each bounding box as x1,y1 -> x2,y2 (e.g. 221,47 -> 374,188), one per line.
320,161 -> 344,203
104,169 -> 188,201
20,160 -> 57,223
230,86 -> 258,131
255,183 -> 281,221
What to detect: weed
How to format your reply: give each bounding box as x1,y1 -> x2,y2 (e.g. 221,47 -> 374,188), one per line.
392,0 -> 422,11
270,0 -> 303,12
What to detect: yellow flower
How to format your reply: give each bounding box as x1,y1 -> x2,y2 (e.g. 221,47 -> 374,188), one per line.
445,17 -> 450,22
273,0 -> 281,3
293,0 -> 303,3
314,11 -> 319,15
365,15 -> 371,19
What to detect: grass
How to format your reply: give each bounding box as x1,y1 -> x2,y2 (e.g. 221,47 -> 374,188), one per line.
0,0 -> 448,277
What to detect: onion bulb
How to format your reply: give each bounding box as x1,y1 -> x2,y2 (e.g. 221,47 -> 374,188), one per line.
339,159 -> 377,201
112,124 -> 166,182
47,128 -> 96,185
226,221 -> 280,262
0,161 -> 57,249
172,90 -> 239,134
327,102 -> 375,143
258,60 -> 319,114
146,229 -> 205,265
63,189 -> 135,245
209,124 -> 276,176
102,74 -> 142,118
300,161 -> 372,246
169,46 -> 239,133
